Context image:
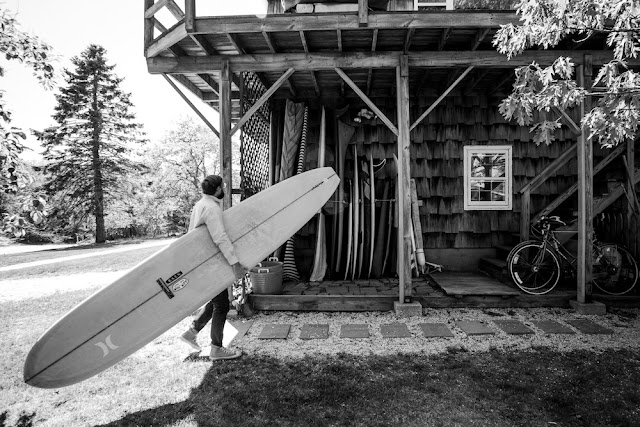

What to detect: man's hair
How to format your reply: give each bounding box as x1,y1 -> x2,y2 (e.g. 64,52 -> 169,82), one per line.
202,175 -> 223,195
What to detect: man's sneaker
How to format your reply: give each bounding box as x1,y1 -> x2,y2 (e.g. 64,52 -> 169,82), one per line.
210,346 -> 242,361
179,327 -> 201,351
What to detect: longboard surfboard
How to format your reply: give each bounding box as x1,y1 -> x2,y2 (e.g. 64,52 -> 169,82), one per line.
24,168 -> 340,389
344,179 -> 353,280
352,145 -> 359,280
367,153 -> 376,278
310,107 -> 327,282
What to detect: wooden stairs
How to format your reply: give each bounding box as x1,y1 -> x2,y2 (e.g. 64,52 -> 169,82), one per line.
479,141 -> 640,285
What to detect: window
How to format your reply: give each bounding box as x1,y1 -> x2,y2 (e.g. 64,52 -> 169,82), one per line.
463,145 -> 512,210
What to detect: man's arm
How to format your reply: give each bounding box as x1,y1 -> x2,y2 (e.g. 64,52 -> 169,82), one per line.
204,206 -> 239,266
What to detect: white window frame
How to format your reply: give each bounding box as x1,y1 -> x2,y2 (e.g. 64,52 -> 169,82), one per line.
463,145 -> 513,211
414,0 -> 454,10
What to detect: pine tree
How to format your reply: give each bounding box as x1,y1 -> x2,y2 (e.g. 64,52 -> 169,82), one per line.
38,44 -> 146,243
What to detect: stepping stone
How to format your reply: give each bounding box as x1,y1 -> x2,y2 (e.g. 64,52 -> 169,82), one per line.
380,323 -> 412,338
418,323 -> 454,338
493,320 -> 534,335
530,320 -> 576,335
299,324 -> 330,340
455,321 -> 495,336
340,324 -> 370,339
223,319 -> 253,347
258,324 -> 291,339
565,319 -> 614,335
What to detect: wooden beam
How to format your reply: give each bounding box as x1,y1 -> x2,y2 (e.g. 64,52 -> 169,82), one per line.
144,0 -> 155,54
403,28 -> 415,53
191,34 -> 217,55
191,12 -> 520,34
298,30 -> 319,95
438,28 -> 451,51
471,28 -> 490,51
144,0 -> 169,19
230,68 -> 295,137
152,17 -> 168,34
552,106 -> 582,135
576,60 -> 593,302
165,0 -> 184,20
335,67 -> 398,135
410,65 -> 473,131
463,68 -> 491,95
337,29 -> 343,52
220,60 -> 233,209
184,0 -> 195,32
147,51 -> 628,73
396,55 -> 412,301
146,22 -> 187,58
366,29 -> 378,95
162,74 -> 219,138
197,73 -> 220,95
358,0 -> 369,27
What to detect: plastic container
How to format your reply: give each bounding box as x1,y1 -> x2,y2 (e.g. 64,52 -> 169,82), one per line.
249,257 -> 284,294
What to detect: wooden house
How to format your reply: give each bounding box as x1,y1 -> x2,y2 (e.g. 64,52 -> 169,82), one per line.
143,0 -> 640,311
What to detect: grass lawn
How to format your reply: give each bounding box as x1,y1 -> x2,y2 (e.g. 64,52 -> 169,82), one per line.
1,243 -> 640,426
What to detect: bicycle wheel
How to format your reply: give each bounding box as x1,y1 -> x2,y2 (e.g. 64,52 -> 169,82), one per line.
592,244 -> 639,295
507,241 -> 561,295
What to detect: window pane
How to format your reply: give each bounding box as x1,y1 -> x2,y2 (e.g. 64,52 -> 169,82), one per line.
491,182 -> 505,201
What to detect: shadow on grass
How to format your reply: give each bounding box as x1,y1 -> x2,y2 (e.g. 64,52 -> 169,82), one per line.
93,350 -> 640,427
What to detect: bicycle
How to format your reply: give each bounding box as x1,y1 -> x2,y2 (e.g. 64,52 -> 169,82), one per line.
506,216 -> 639,295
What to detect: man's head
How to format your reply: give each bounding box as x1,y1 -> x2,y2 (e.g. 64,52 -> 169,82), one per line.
202,175 -> 224,199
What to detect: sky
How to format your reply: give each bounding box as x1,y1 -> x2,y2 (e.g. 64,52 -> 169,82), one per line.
1,0 -> 268,160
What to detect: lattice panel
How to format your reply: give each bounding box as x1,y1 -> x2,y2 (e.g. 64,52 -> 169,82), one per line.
240,72 -> 271,200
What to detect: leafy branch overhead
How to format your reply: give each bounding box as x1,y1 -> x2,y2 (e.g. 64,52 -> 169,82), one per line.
0,7 -> 56,195
493,0 -> 640,147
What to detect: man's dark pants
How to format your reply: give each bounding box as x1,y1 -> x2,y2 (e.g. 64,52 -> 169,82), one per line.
191,289 -> 229,347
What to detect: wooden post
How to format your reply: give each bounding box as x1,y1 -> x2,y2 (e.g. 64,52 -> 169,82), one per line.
627,138 -> 636,249
220,60 -> 233,209
397,55 -> 412,301
576,58 -> 593,302
358,0 -> 368,27
185,0 -> 195,32
144,0 -> 155,55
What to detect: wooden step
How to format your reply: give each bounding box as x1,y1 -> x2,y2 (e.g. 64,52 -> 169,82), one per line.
479,257 -> 507,269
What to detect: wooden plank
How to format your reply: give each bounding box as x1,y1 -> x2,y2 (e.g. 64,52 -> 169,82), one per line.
520,144 -> 577,194
249,295 -> 398,311
552,106 -> 582,135
147,51 -> 628,74
162,74 -> 220,138
220,60 -> 233,209
191,12 -> 520,34
431,272 -> 520,296
410,65 -> 473,131
230,68 -> 295,137
397,56 -> 412,300
438,28 -> 451,51
184,0 -> 195,32
358,0 -> 368,27
146,23 -> 187,58
144,0 -> 170,19
144,0 -> 155,54
576,62 -> 593,301
532,142 -> 629,224
165,0 -> 184,20
335,67 -> 398,136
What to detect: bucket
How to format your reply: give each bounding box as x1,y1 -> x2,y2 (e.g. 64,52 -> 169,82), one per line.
249,257 -> 284,294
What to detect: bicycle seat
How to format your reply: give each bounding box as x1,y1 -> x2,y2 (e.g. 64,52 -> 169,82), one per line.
538,216 -> 567,230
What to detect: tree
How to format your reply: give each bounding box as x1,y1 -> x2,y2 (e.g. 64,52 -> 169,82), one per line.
0,7 -> 55,237
493,0 -> 640,148
37,45 -> 146,243
141,116 -> 239,233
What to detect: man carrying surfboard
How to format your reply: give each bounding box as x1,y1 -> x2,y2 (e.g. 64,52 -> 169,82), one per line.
179,175 -> 247,360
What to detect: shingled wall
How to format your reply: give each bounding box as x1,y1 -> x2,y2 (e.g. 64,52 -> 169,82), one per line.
284,93 -> 614,278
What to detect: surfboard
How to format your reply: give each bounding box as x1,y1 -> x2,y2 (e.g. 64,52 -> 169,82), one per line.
24,168 -> 340,389
310,107 -> 327,282
410,179 -> 426,275
343,179 -> 353,280
333,121 -> 355,274
352,145 -> 359,280
367,153 -> 376,278
357,166 -> 365,279
371,179 -> 389,278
